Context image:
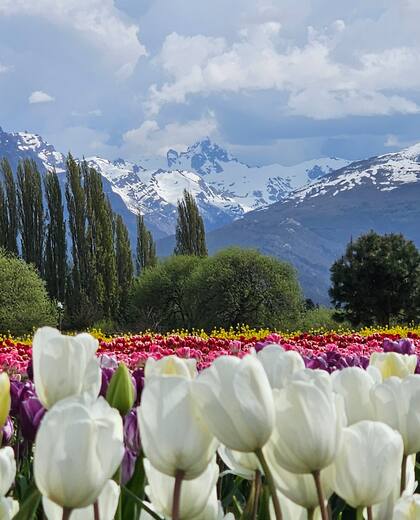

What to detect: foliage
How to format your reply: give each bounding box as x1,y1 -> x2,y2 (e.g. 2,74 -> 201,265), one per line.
0,251 -> 57,335
129,255 -> 202,330
330,231 -> 420,326
136,213 -> 156,274
299,306 -> 349,332
174,189 -> 207,257
189,248 -> 303,330
115,214 -> 134,321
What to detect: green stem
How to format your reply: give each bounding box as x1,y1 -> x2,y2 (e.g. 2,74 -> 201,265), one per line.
172,470 -> 185,520
255,448 -> 282,520
400,454 -> 408,495
356,507 -> 364,520
122,487 -> 163,520
312,471 -> 328,520
307,508 -> 314,520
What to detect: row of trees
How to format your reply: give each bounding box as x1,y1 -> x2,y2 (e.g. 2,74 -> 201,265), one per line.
0,155 -> 210,329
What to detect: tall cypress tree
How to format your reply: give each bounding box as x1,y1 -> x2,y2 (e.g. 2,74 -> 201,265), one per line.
0,183 -> 7,249
44,170 -> 67,302
136,213 -> 157,274
16,159 -> 44,271
65,154 -> 90,325
84,165 -> 118,320
1,159 -> 18,255
174,190 -> 207,257
115,214 -> 133,320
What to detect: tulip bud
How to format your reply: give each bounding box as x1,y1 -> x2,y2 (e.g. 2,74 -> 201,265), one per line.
106,363 -> 136,416
0,373 -> 11,430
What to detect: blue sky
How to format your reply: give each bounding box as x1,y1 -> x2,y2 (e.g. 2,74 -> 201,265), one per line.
1,0 -> 420,165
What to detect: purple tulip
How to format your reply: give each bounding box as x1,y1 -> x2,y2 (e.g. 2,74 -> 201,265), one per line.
20,397 -> 45,442
383,338 -> 416,355
99,367 -> 116,398
124,409 -> 141,454
121,448 -> 137,485
132,368 -> 144,404
26,359 -> 34,381
1,417 -> 14,446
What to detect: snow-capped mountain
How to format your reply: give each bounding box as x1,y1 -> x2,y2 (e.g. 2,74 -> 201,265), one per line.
184,142 -> 420,304
0,126 -> 349,238
164,137 -> 349,212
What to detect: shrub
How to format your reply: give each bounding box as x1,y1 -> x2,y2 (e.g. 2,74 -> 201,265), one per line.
189,248 -> 303,330
0,251 -> 57,335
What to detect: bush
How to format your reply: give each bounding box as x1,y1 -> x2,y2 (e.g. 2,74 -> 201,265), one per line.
190,248 -> 303,330
299,306 -> 349,332
0,251 -> 57,335
129,255 -> 202,331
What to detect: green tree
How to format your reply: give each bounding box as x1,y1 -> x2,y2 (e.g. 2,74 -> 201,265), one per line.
65,154 -> 91,326
84,165 -> 118,320
129,255 -> 202,330
190,248 -> 303,330
1,159 -> 18,254
0,250 -> 57,335
329,231 -> 420,326
115,214 -> 133,321
44,170 -> 67,302
136,213 -> 156,274
16,159 -> 44,271
0,183 -> 7,250
174,190 -> 207,256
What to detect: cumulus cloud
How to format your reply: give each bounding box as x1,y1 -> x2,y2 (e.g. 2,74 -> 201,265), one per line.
29,91 -> 55,104
122,114 -> 218,157
0,0 -> 146,77
145,20 -> 420,119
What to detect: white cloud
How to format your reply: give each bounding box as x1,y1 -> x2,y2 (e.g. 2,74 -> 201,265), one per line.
145,20 -> 420,119
0,63 -> 11,73
122,114 -> 218,157
0,0 -> 146,77
29,90 -> 55,104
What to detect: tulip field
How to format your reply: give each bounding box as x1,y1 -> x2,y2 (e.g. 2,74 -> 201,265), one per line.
1,327 -> 420,519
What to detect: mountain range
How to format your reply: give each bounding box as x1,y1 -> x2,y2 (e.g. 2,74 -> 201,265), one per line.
3,125 -> 420,303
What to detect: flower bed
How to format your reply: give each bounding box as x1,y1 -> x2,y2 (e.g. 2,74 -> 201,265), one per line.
2,327 -> 420,375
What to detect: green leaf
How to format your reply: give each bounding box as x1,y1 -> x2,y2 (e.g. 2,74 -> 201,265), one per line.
13,484 -> 41,520
122,453 -> 146,520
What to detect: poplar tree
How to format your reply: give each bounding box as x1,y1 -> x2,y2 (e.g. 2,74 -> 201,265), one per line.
174,190 -> 207,257
115,214 -> 133,320
16,159 -> 44,271
84,165 -> 118,319
0,183 -> 7,249
136,213 -> 157,274
1,159 -> 18,255
44,170 -> 67,302
65,154 -> 90,324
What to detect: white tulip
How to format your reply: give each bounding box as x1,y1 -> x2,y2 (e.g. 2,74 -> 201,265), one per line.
33,327 -> 101,409
257,346 -> 305,389
218,445 -> 261,480
266,371 -> 345,474
144,456 -> 219,519
269,491 -> 322,520
371,375 -> 420,455
393,494 -> 420,519
145,355 -> 197,379
34,396 -> 124,509
370,455 -> 416,520
42,480 -> 120,520
269,461 -> 333,510
370,352 -> 417,380
191,489 -> 235,520
0,497 -> 19,519
138,376 -> 217,479
193,355 -> 274,452
0,447 -> 16,496
329,420 -> 403,508
331,366 -> 381,424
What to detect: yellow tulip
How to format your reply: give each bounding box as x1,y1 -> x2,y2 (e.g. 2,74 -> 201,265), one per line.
370,352 -> 417,379
0,373 -> 10,430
